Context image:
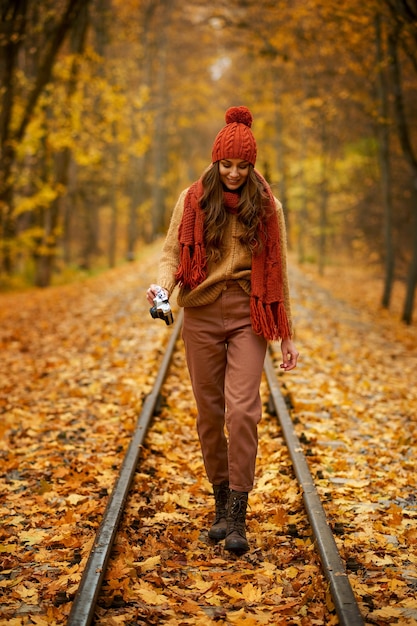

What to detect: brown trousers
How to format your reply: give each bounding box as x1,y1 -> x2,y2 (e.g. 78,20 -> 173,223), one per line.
182,282 -> 267,492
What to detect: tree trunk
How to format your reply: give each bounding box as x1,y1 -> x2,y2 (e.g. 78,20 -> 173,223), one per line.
62,162 -> 77,265
297,122 -> 308,265
317,123 -> 330,277
35,2 -> 90,286
0,0 -> 28,274
151,0 -> 173,238
274,91 -> 290,245
402,191 -> 417,324
125,0 -> 157,260
79,196 -> 100,271
375,13 -> 395,309
318,175 -> 328,277
108,191 -> 118,269
388,26 -> 417,324
109,126 -> 118,269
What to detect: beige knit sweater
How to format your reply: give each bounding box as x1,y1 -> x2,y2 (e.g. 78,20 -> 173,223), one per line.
158,187 -> 293,334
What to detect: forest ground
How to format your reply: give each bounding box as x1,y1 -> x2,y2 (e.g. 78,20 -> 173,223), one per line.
0,242 -> 416,625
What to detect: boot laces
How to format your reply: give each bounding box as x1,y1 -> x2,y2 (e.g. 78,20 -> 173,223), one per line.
229,494 -> 248,534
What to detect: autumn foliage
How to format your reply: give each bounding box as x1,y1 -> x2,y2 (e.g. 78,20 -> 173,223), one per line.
1,0 -> 417,322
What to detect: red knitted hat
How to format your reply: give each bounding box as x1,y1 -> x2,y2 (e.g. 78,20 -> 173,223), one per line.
211,106 -> 257,166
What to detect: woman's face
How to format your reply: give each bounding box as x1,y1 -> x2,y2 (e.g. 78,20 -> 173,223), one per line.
219,158 -> 250,190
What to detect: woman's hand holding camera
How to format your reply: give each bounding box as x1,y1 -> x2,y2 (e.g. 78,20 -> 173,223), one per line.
146,284 -> 168,306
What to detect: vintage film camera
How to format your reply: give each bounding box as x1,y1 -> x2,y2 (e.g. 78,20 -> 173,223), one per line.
149,286 -> 174,326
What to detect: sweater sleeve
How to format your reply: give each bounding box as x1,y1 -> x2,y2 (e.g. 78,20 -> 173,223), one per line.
157,188 -> 188,297
275,197 -> 294,336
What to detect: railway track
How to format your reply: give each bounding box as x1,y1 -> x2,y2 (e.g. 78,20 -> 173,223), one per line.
67,309 -> 364,626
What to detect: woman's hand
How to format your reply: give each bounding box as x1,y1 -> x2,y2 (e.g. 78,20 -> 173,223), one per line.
146,284 -> 168,306
280,338 -> 299,371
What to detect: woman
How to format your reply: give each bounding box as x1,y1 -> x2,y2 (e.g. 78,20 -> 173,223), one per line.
147,106 -> 298,554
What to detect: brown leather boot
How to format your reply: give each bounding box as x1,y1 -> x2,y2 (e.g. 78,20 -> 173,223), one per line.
225,490 -> 249,554
208,482 -> 229,541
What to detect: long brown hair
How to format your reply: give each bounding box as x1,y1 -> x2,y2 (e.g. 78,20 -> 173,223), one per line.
199,163 -> 270,263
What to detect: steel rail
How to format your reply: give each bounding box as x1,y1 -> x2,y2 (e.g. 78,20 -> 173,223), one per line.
67,309 -> 184,626
264,349 -> 364,626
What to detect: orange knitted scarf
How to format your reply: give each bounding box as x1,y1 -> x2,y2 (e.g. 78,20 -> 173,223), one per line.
175,171 -> 291,341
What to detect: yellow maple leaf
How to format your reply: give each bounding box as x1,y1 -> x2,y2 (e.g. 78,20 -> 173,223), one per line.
372,607 -> 404,619
137,587 -> 168,605
136,555 -> 161,572
66,493 -> 88,505
193,579 -> 214,593
270,585 -> 284,597
226,608 -> 260,624
260,561 -> 277,573
272,505 -> 288,526
16,583 -> 39,604
19,530 -> 48,545
142,511 -> 188,523
388,578 -> 407,591
222,586 -> 243,600
284,566 -> 299,579
204,594 -> 223,606
242,582 -> 263,604
163,491 -> 194,509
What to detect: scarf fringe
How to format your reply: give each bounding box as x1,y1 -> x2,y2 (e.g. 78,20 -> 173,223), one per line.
251,297 -> 291,341
175,243 -> 207,290
175,244 -> 191,285
191,243 -> 206,287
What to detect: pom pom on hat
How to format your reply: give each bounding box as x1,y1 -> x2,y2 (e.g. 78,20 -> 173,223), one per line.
225,106 -> 253,127
211,106 -> 257,165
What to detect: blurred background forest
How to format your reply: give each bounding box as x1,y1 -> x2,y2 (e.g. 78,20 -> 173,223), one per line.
1,0 -> 416,323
